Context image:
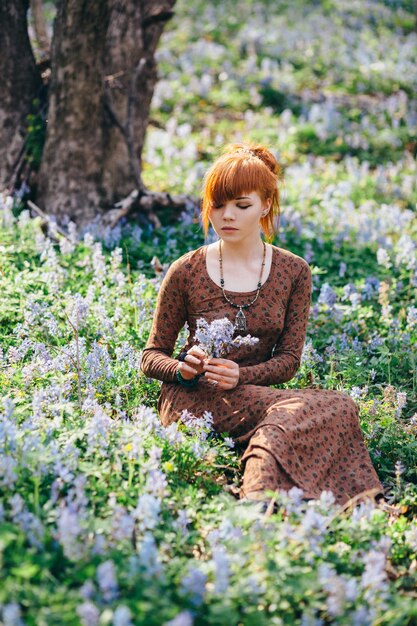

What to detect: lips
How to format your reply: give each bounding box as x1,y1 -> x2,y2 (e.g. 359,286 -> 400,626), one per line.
221,227 -> 238,231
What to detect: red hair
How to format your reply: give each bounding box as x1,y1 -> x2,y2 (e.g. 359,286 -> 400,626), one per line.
200,142 -> 284,243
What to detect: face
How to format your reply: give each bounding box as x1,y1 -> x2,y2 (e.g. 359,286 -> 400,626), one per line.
209,190 -> 271,242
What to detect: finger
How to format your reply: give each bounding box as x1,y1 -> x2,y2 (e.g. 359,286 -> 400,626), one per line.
185,352 -> 204,364
203,364 -> 236,377
205,371 -> 235,383
188,346 -> 206,358
205,357 -> 237,367
207,378 -> 222,387
184,354 -> 202,365
180,363 -> 199,376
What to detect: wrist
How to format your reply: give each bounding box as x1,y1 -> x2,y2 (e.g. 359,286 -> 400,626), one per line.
176,367 -> 200,388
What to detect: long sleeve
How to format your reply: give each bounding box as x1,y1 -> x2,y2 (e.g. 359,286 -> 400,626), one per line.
238,260 -> 312,386
140,257 -> 188,383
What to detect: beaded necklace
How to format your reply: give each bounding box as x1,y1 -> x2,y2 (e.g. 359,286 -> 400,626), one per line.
219,239 -> 266,332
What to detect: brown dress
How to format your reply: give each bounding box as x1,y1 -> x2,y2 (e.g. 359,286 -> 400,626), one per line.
140,244 -> 385,506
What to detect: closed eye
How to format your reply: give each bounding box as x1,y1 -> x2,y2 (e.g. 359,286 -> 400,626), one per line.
213,204 -> 251,209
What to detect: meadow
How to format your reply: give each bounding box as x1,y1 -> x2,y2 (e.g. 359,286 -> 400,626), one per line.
1,0 -> 417,624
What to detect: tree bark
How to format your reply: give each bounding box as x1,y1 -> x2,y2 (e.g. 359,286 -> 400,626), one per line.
37,0 -> 176,228
0,0 -> 42,191
30,0 -> 50,59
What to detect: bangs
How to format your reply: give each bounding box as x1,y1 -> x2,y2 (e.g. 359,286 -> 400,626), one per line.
206,158 -> 271,207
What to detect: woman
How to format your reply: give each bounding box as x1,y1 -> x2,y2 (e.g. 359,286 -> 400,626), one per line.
140,142 -> 385,508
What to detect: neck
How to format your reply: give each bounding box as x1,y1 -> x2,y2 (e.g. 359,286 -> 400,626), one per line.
219,233 -> 264,262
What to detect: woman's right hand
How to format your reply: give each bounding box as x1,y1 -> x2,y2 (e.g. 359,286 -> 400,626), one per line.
177,346 -> 207,380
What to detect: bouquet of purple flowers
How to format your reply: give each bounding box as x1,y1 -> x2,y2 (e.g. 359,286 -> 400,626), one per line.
194,317 -> 259,358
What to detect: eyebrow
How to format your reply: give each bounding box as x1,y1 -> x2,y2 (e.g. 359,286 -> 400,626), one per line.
235,196 -> 251,200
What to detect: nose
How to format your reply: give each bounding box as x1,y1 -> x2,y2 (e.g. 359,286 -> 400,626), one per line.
223,202 -> 236,220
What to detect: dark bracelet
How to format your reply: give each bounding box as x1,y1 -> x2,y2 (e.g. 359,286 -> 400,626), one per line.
176,367 -> 200,388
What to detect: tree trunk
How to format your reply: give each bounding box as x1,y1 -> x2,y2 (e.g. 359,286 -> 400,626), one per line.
30,0 -> 50,59
37,0 -> 176,228
0,0 -> 42,191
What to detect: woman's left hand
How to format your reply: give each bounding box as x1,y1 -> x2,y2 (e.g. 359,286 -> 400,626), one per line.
203,357 -> 239,390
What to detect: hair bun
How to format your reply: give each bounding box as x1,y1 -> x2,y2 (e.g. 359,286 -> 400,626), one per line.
223,142 -> 281,177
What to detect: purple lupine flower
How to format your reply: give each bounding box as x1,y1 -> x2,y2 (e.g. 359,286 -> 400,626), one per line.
350,292 -> 362,308
395,234 -> 417,270
85,341 -> 113,387
301,340 -> 324,368
96,560 -> 119,602
406,306 -> 417,329
395,460 -> 405,477
360,549 -> 390,604
361,276 -> 380,300
404,525 -> 417,552
85,405 -> 115,456
180,409 -> 214,441
59,237 -> 76,255
133,494 -> 161,532
109,248 -> 126,292
130,405 -> 162,435
0,455 -> 18,488
318,283 -> 337,308
79,580 -> 96,600
76,601 -> 100,626
8,495 -> 45,549
172,509 -> 190,536
180,567 -> 207,607
109,504 -> 135,542
144,444 -> 163,471
395,392 -> 407,418
351,499 -> 377,522
66,293 -> 89,329
339,261 -> 347,277
164,610 -> 194,626
56,505 -> 86,561
376,248 -> 392,269
194,317 -> 258,358
7,338 -> 32,364
341,283 -> 356,301
92,242 -> 107,285
145,469 -> 168,498
160,422 -> 186,446
318,491 -> 336,510
2,603 -> 26,626
367,334 -> 384,352
113,606 -> 134,626
137,532 -> 164,578
212,546 -> 230,594
318,563 -> 358,617
349,386 -> 368,401
114,342 -> 142,371
83,232 -> 95,248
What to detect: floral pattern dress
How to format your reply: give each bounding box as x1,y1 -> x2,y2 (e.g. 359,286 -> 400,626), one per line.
140,244 -> 385,505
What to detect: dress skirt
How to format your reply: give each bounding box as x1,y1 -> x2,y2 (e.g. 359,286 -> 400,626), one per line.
157,377 -> 385,506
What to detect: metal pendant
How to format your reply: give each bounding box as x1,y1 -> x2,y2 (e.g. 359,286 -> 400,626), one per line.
234,307 -> 247,332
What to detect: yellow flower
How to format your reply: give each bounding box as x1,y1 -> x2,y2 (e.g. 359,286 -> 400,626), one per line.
125,443 -> 133,452
163,461 -> 175,472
